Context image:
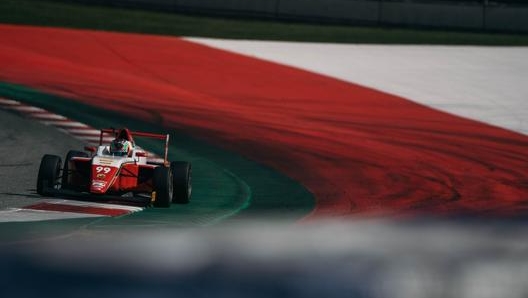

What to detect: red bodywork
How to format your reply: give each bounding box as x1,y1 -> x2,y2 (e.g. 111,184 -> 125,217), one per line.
65,128 -> 169,196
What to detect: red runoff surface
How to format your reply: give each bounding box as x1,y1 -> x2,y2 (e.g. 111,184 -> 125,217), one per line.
1,24 -> 528,218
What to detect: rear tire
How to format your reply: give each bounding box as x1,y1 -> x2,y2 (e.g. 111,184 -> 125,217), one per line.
171,162 -> 192,204
36,154 -> 62,196
62,150 -> 89,190
152,166 -> 173,208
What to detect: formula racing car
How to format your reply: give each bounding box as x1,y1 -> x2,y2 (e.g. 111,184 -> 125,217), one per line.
36,128 -> 191,207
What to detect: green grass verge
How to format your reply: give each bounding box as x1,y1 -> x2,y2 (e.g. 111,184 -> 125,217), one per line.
1,0 -> 528,45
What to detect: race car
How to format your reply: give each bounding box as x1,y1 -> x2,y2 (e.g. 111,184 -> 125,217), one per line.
36,128 -> 191,207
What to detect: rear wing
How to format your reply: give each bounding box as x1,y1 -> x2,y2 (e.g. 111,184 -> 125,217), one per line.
100,128 -> 170,164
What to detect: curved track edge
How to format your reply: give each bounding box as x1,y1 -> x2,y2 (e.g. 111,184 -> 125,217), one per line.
0,82 -> 315,240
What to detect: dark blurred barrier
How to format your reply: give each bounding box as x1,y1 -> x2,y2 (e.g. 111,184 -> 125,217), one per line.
44,0 -> 528,33
2,220 -> 528,298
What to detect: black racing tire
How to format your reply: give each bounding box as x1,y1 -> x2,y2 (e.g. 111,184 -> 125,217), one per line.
171,161 -> 192,204
36,154 -> 62,196
152,166 -> 173,208
62,150 -> 89,190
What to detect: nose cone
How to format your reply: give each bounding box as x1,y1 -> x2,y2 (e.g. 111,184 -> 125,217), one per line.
90,165 -> 118,194
90,180 -> 110,194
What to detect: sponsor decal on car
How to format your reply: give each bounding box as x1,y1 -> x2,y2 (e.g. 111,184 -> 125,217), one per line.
96,173 -> 106,179
97,158 -> 113,165
92,180 -> 107,190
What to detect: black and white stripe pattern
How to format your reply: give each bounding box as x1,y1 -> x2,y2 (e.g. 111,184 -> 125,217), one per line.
0,97 -> 115,145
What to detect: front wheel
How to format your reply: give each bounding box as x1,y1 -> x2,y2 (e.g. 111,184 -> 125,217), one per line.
152,166 -> 173,208
171,162 -> 191,204
36,154 -> 62,196
62,150 -> 89,190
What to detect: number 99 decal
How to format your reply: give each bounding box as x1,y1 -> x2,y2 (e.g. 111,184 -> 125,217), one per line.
96,166 -> 112,174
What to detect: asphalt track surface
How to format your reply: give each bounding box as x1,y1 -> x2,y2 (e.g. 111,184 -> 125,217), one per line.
0,108 -> 84,209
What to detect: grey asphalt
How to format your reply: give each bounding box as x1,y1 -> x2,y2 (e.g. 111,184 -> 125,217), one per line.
0,108 -> 84,209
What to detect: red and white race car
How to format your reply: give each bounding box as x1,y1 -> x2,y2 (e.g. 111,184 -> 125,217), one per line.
36,128 -> 191,207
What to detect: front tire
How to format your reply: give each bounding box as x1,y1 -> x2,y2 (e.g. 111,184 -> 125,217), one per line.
36,154 -> 62,196
152,166 -> 173,208
62,150 -> 89,190
171,162 -> 192,204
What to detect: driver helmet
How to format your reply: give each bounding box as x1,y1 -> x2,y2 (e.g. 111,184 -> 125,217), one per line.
110,138 -> 131,156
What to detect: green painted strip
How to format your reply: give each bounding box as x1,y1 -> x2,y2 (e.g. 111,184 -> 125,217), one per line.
0,82 -> 314,236
202,167 -> 253,227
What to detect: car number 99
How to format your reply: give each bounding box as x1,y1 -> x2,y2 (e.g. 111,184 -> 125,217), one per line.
96,166 -> 111,174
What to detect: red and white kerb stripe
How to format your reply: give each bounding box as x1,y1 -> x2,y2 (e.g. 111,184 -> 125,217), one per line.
0,97 -> 150,221
0,97 -> 115,145
0,199 -> 143,222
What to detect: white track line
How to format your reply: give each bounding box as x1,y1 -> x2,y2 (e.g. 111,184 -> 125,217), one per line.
67,128 -> 102,135
45,121 -> 89,128
37,199 -> 144,212
0,208 -> 103,222
0,98 -> 21,105
29,113 -> 68,120
10,105 -> 47,113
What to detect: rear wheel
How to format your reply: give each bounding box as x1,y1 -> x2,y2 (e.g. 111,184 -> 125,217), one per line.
152,166 -> 173,208
62,150 -> 89,190
171,162 -> 192,204
36,155 -> 62,196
